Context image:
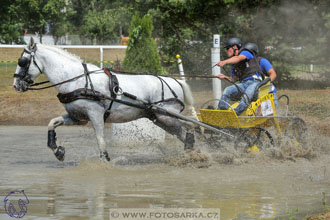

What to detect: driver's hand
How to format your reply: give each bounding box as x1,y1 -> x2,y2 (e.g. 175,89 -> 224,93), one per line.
216,74 -> 226,80
217,61 -> 226,67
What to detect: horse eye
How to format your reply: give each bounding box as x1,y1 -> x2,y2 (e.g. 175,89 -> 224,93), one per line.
18,57 -> 30,67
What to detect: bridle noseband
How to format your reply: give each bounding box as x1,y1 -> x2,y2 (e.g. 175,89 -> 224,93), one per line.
13,46 -> 43,84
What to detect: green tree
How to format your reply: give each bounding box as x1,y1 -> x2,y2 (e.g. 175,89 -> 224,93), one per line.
130,0 -> 330,79
123,14 -> 165,74
43,0 -> 74,44
0,0 -> 24,44
81,9 -> 119,44
7,0 -> 73,43
69,0 -> 133,43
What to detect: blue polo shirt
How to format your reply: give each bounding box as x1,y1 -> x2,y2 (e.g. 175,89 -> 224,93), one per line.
259,58 -> 277,93
259,58 -> 272,73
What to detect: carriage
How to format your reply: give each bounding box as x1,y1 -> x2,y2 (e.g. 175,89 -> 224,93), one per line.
196,78 -> 307,152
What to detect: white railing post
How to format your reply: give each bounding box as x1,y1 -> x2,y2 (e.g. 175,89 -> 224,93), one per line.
100,47 -> 103,68
176,54 -> 185,81
211,34 -> 221,103
310,63 -> 313,73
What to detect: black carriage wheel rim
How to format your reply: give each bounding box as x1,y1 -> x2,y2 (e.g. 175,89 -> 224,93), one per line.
234,127 -> 274,151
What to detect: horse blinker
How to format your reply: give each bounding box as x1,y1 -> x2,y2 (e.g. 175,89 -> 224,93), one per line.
18,57 -> 30,68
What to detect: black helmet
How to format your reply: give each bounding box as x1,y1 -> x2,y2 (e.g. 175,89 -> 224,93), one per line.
243,42 -> 259,54
224,37 -> 242,49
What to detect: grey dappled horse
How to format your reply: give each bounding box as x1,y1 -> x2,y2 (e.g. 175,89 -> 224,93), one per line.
13,38 -> 196,162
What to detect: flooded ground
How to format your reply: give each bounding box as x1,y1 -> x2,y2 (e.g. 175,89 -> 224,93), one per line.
0,125 -> 330,220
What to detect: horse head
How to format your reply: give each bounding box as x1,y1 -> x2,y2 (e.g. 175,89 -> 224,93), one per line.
13,37 -> 43,92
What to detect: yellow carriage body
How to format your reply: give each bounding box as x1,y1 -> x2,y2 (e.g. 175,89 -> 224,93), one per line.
198,81 -> 282,133
197,81 -> 307,150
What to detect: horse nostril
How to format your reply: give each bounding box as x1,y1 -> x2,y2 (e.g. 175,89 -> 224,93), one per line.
13,84 -> 20,92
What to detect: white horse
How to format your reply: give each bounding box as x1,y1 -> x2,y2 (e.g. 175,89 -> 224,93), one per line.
13,38 -> 197,162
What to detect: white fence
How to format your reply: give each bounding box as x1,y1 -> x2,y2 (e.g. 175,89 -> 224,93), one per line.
0,45 -> 127,68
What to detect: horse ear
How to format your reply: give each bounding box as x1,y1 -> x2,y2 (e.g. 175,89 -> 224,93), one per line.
28,37 -> 35,50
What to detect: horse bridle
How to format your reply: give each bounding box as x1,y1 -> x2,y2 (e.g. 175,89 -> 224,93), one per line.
13,46 -> 43,84
13,45 -> 105,90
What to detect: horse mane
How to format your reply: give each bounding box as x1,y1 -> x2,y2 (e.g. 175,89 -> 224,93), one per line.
38,44 -> 83,63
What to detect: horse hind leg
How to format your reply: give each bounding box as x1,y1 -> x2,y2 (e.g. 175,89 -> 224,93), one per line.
152,114 -> 195,152
47,114 -> 86,161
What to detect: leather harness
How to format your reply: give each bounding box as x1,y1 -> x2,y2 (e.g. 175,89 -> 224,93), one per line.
56,64 -> 184,121
15,47 -> 184,121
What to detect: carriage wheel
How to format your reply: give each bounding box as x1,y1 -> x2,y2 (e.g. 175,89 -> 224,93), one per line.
234,127 -> 274,152
283,117 -> 307,148
200,99 -> 219,109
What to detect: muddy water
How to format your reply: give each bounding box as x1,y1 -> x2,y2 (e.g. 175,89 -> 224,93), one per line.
0,125 -> 330,220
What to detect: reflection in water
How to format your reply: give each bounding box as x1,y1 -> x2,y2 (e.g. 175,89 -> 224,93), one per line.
4,161 -> 324,220
1,126 -> 330,220
47,183 -> 55,216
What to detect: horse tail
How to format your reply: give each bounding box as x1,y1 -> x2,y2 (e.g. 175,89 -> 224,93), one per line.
177,80 -> 193,106
177,80 -> 199,120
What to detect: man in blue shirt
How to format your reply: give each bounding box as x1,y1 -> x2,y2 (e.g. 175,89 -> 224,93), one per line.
216,37 -> 263,115
244,42 -> 278,107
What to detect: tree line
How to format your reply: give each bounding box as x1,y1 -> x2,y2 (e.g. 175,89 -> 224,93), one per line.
1,0 -> 330,80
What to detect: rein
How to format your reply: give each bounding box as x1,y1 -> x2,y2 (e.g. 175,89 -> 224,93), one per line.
111,70 -> 219,79
28,68 -> 104,90
27,69 -> 218,90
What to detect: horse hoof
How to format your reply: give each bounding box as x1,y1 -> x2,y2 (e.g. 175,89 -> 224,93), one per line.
54,146 -> 65,161
100,151 -> 110,162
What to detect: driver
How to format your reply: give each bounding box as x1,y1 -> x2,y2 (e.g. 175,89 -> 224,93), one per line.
216,37 -> 263,115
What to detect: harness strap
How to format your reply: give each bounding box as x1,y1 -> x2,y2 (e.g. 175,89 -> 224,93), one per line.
82,63 -> 96,96
57,88 -> 102,104
28,68 -> 104,90
154,75 -> 165,100
103,68 -> 119,121
57,89 -> 148,110
82,63 -> 88,92
57,69 -> 185,120
159,77 -> 178,98
152,98 -> 185,112
154,75 -> 179,101
28,73 -> 85,90
32,55 -> 43,74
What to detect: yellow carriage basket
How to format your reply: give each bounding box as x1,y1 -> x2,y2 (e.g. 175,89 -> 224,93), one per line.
198,81 -> 282,134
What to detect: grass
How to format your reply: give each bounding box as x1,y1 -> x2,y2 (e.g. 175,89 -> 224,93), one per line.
0,64 -> 66,125
293,103 -> 330,120
276,89 -> 330,136
278,89 -> 330,120
0,63 -> 58,96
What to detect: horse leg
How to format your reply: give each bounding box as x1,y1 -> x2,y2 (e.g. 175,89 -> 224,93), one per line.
88,111 -> 110,162
47,114 -> 85,161
153,114 -> 195,152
